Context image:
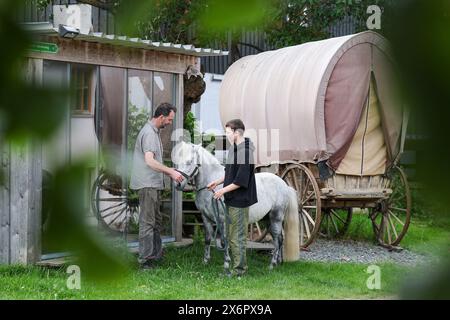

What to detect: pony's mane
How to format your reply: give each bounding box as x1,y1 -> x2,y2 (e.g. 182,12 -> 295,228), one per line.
195,144 -> 222,167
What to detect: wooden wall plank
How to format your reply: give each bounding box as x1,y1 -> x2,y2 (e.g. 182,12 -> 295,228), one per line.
27,142 -> 42,264
8,141 -> 42,264
6,58 -> 43,265
173,74 -> 184,242
0,140 -> 11,264
9,143 -> 30,264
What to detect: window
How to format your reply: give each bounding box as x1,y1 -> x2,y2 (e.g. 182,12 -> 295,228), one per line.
70,64 -> 96,115
127,69 -> 152,153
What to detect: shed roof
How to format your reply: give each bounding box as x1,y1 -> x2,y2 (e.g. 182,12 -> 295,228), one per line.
22,22 -> 228,57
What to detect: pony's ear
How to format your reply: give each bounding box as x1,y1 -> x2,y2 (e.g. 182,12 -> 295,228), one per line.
193,144 -> 202,164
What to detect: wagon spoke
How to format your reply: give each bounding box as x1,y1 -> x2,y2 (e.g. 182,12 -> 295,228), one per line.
130,207 -> 139,224
255,221 -> 262,235
302,209 -> 315,227
326,214 -> 330,237
302,191 -> 315,205
385,216 -> 392,244
390,191 -> 404,205
302,178 -> 311,200
388,209 -> 405,227
320,209 -> 352,238
119,209 -> 131,230
299,214 -> 305,245
101,205 -> 127,219
329,213 -> 340,234
291,171 -> 302,203
387,214 -> 398,239
99,201 -> 126,214
390,207 -> 407,213
286,171 -> 295,187
94,197 -> 128,202
107,207 -> 127,226
301,212 -> 311,239
248,221 -> 268,242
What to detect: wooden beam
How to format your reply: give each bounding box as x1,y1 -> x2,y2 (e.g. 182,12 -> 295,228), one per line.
27,36 -> 197,75
173,74 -> 184,242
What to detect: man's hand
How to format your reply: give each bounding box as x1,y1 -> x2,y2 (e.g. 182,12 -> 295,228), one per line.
169,168 -> 184,183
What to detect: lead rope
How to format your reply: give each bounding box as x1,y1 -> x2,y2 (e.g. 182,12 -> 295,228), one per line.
210,194 -> 229,252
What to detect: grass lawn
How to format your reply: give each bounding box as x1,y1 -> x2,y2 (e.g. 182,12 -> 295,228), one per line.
0,216 -> 448,300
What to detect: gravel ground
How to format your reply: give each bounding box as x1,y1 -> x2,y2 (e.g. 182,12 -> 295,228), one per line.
299,238 -> 436,266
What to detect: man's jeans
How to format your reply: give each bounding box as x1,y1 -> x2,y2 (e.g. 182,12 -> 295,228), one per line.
138,187 -> 163,264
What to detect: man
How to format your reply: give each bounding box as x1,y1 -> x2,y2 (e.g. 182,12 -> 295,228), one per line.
130,102 -> 184,269
207,119 -> 257,277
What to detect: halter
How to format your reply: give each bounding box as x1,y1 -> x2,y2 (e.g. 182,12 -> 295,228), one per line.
175,164 -> 210,192
175,145 -> 211,192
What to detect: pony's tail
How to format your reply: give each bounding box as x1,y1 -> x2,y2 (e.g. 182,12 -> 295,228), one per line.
283,187 -> 300,262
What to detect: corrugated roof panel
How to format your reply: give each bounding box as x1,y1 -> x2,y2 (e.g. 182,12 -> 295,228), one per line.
21,22 -> 228,57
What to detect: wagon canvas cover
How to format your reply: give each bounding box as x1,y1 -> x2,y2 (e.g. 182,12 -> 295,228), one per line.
219,31 -> 406,176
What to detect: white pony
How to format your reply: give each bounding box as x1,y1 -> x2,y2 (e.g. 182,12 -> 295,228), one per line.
172,141 -> 299,269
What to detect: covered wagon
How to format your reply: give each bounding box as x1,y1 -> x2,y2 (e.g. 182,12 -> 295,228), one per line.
220,31 -> 410,249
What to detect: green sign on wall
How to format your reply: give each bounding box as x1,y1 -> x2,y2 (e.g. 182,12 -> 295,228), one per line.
29,42 -> 59,54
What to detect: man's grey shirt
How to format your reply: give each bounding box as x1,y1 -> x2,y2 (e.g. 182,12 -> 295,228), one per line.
130,121 -> 164,190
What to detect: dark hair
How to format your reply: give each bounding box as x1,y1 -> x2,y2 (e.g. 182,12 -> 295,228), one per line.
225,119 -> 245,134
153,102 -> 177,118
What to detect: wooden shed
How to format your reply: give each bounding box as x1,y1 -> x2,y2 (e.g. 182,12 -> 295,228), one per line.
0,21 -> 227,265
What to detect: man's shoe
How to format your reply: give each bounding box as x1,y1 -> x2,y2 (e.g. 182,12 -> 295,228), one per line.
140,261 -> 156,270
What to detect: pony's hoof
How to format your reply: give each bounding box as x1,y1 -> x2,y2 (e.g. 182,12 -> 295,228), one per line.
203,258 -> 210,265
268,264 -> 274,271
223,262 -> 230,269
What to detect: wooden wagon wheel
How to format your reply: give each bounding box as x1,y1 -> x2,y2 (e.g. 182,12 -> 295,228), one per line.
370,166 -> 411,248
320,208 -> 353,238
280,163 -> 322,248
90,171 -> 140,234
248,221 -> 270,242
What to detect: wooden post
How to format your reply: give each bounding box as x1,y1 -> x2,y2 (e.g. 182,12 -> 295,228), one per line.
173,74 -> 184,242
0,58 -> 43,265
9,142 -> 42,264
0,140 -> 11,264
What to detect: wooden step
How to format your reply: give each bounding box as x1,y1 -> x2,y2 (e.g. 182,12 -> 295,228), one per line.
183,209 -> 201,214
183,222 -> 204,226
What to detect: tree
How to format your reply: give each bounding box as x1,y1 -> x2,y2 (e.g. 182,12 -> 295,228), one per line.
35,0 -> 391,126
265,0 -> 391,48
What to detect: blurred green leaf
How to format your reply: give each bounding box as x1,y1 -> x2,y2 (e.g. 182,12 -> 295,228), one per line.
384,0 -> 450,299
115,0 -> 160,36
0,0 -> 68,141
45,160 -> 129,283
198,0 -> 273,32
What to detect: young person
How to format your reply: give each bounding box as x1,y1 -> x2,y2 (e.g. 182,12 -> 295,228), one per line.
207,119 -> 257,277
